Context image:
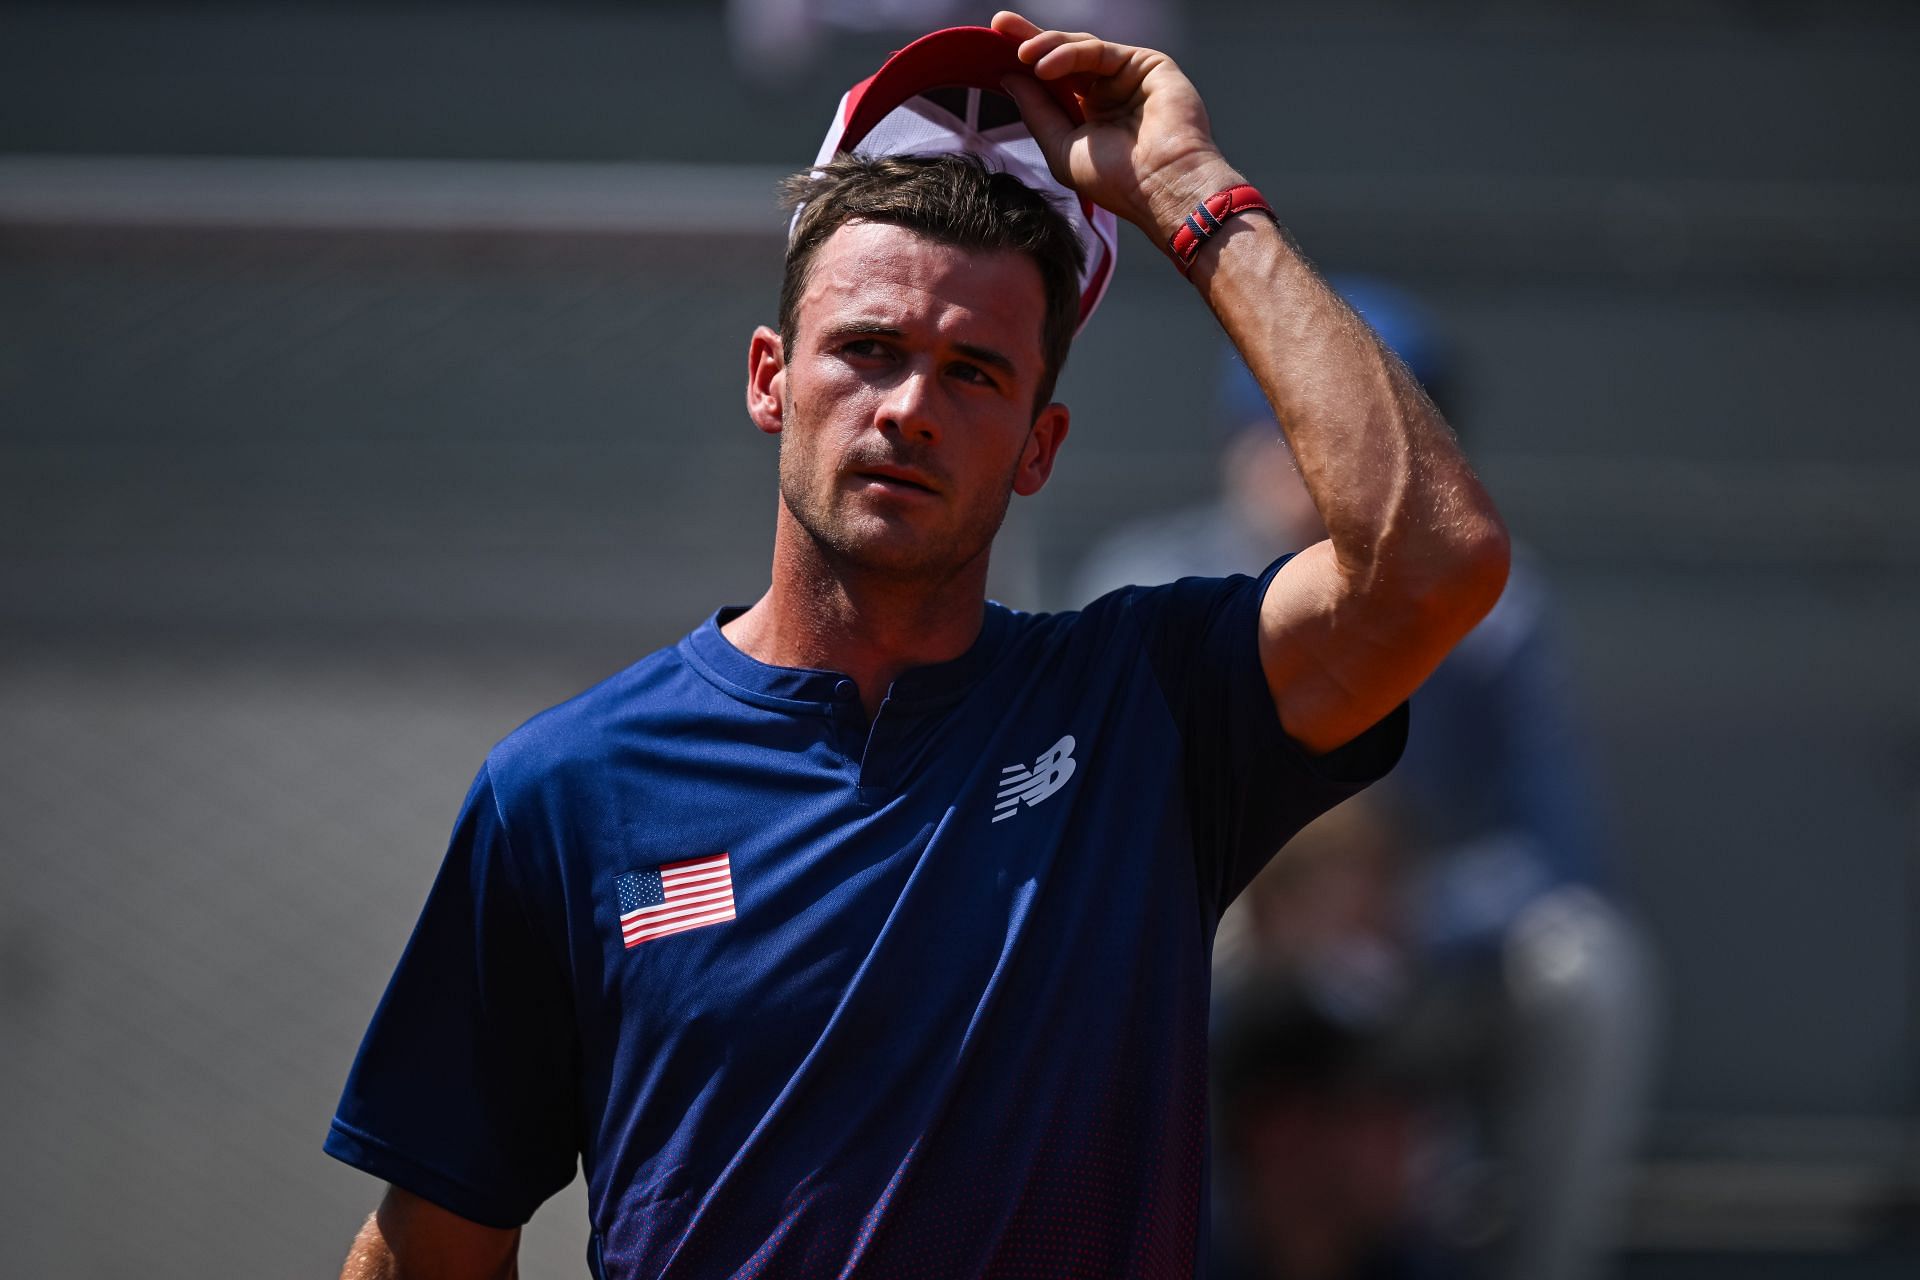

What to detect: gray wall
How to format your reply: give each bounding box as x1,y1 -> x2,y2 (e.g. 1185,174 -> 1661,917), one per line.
3,3 -> 1917,1275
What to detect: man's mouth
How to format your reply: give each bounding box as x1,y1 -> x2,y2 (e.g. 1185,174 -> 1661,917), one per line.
852,466 -> 940,496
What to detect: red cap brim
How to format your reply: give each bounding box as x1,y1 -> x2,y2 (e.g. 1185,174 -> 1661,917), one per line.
839,26 -> 1088,152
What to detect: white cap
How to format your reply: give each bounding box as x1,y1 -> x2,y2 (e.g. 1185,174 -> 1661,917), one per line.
803,25 -> 1119,332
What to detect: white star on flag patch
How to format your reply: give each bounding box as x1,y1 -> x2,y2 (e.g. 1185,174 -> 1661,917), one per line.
616,854 -> 735,948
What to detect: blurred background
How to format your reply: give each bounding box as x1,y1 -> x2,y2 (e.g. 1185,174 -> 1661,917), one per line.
2,1 -> 1917,1277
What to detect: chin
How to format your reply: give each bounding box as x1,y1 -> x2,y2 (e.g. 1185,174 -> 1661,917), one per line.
783,483 -> 1004,582
824,517 -> 992,581
832,531 -> 964,579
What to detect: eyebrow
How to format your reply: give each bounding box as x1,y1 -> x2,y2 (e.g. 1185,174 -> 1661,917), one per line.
825,322 -> 1021,378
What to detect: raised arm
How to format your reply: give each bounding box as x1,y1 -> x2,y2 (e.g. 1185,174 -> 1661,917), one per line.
339,1186 -> 521,1280
996,10 -> 1509,754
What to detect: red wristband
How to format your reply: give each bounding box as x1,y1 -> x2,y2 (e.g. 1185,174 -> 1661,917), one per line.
1166,184 -> 1274,274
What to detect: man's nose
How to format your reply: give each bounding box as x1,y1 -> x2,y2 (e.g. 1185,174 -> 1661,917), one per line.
875,366 -> 940,444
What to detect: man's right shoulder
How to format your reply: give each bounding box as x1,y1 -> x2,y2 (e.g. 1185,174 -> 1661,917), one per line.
481,638 -> 699,806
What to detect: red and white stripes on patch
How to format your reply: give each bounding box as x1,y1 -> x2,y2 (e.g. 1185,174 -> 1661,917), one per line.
620,853 -> 735,948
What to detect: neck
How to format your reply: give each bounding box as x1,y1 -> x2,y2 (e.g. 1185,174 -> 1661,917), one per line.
722,509 -> 992,720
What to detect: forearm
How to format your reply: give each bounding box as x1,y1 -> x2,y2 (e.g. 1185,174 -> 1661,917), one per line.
993,11 -> 1502,603
342,1212 -> 401,1280
1167,160 -> 1508,608
995,11 -> 1508,748
338,1188 -> 521,1280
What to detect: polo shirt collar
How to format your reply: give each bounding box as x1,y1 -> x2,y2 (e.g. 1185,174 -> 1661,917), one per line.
681,602 -> 1015,713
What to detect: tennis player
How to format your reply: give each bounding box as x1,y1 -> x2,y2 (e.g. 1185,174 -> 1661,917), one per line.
327,12 -> 1509,1278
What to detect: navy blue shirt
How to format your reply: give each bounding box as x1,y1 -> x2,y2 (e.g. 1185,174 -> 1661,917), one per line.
326,564 -> 1406,1278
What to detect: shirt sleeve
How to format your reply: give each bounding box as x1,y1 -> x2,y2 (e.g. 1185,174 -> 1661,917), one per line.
1118,556 -> 1410,918
324,762 -> 580,1228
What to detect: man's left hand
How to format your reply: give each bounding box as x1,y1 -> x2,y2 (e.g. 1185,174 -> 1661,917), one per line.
992,10 -> 1241,243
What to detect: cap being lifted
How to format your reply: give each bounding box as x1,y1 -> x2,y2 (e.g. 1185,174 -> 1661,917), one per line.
806,25 -> 1119,332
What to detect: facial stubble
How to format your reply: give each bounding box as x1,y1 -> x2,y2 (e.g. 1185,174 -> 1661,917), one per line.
775,384 -> 1029,585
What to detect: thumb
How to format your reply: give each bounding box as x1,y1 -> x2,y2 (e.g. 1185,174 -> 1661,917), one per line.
1000,72 -> 1077,183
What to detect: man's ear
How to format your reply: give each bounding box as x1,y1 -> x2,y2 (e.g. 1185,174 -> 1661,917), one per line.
1012,402 -> 1071,497
746,325 -> 786,435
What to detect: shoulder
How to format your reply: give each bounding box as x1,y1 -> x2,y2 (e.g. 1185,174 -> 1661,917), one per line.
1002,585 -> 1148,655
1015,565 -> 1279,704
1076,559 -> 1282,633
482,640 -> 692,812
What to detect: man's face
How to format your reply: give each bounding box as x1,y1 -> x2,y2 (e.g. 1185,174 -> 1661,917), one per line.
747,221 -> 1070,582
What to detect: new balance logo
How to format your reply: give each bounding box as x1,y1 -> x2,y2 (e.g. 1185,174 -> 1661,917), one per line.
994,734 -> 1078,823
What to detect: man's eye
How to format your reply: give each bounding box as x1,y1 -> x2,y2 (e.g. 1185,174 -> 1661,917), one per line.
842,339 -> 885,358
949,363 -> 995,386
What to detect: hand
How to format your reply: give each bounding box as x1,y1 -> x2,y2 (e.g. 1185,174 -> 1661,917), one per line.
991,10 -> 1243,241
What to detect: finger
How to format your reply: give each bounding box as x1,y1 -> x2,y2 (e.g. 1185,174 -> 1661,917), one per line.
1031,37 -> 1135,84
990,10 -> 1042,42
1006,27 -> 1096,70
1077,50 -> 1159,112
999,72 -> 1078,179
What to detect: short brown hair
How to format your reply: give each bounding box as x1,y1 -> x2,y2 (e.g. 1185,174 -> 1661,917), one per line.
779,153 -> 1086,413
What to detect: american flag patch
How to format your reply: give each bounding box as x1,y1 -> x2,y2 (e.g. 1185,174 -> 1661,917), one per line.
616,854 -> 736,948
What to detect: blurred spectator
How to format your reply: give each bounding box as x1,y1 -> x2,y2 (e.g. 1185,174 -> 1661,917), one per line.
1213,798 -> 1465,1280
1074,279 -> 1658,1280
1213,976 -> 1455,1280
